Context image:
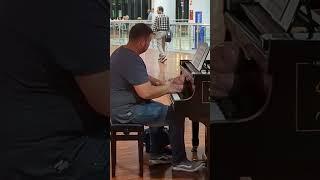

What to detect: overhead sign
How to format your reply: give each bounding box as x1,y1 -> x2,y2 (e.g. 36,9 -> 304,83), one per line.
195,11 -> 202,23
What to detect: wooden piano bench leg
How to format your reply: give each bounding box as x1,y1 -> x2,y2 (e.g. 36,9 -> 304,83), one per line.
138,131 -> 144,177
110,123 -> 144,177
111,131 -> 117,177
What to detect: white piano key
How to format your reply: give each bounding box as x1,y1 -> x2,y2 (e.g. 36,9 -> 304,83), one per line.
172,93 -> 181,101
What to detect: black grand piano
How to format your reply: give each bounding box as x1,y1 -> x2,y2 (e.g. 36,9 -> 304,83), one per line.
210,0 -> 320,179
169,42 -> 211,172
170,43 -> 210,120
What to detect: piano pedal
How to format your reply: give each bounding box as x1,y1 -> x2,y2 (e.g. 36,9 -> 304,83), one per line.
192,151 -> 198,161
201,154 -> 207,167
240,177 -> 253,180
191,146 -> 198,161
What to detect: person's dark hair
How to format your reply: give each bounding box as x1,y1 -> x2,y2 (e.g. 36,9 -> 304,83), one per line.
129,23 -> 153,41
158,6 -> 164,13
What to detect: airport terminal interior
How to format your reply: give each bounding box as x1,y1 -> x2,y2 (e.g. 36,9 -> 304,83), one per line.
110,0 -> 211,179
110,47 -> 208,179
110,0 -> 320,179
2,0 -> 320,179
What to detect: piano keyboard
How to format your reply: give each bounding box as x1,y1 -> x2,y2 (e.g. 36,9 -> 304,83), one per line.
171,93 -> 181,101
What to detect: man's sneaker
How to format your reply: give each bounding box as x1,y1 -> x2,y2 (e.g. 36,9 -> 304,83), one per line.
149,154 -> 171,166
160,57 -> 167,63
172,160 -> 205,172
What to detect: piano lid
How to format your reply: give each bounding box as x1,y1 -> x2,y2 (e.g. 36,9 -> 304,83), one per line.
191,42 -> 210,71
258,0 -> 300,31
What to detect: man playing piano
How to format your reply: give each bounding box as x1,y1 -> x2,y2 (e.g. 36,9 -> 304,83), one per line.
111,23 -> 205,172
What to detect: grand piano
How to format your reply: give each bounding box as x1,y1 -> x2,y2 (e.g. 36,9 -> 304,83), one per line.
171,43 -> 211,118
210,0 -> 320,179
170,42 -> 211,172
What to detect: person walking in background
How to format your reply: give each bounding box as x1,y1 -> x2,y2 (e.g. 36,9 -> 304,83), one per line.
147,8 -> 156,48
147,9 -> 151,19
152,6 -> 169,63
148,8 -> 155,21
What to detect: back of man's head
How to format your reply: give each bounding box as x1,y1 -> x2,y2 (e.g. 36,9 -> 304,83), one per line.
129,23 -> 153,42
158,6 -> 164,13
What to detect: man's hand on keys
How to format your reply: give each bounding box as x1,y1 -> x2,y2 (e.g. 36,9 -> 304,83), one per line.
168,81 -> 183,94
169,75 -> 186,85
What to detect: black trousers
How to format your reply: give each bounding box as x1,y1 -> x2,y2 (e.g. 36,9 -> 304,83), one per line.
1,136 -> 109,180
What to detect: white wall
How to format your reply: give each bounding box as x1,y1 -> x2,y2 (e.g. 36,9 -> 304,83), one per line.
189,0 -> 210,24
153,0 -> 176,20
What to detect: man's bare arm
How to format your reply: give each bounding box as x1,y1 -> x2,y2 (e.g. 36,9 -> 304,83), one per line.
134,80 -> 182,100
148,75 -> 165,86
75,70 -> 109,117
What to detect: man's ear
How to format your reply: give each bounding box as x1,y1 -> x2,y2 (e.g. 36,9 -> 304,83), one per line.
138,38 -> 144,47
137,38 -> 146,52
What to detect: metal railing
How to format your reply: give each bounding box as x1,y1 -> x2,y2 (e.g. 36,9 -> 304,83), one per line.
110,20 -> 210,52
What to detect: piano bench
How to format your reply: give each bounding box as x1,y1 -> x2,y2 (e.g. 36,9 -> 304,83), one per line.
111,122 -> 144,177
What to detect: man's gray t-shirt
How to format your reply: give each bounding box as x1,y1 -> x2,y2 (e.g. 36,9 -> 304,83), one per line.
111,46 -> 149,123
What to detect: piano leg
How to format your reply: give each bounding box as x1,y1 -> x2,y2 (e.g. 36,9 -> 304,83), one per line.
191,122 -> 200,161
206,124 -> 210,179
191,122 -> 199,152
